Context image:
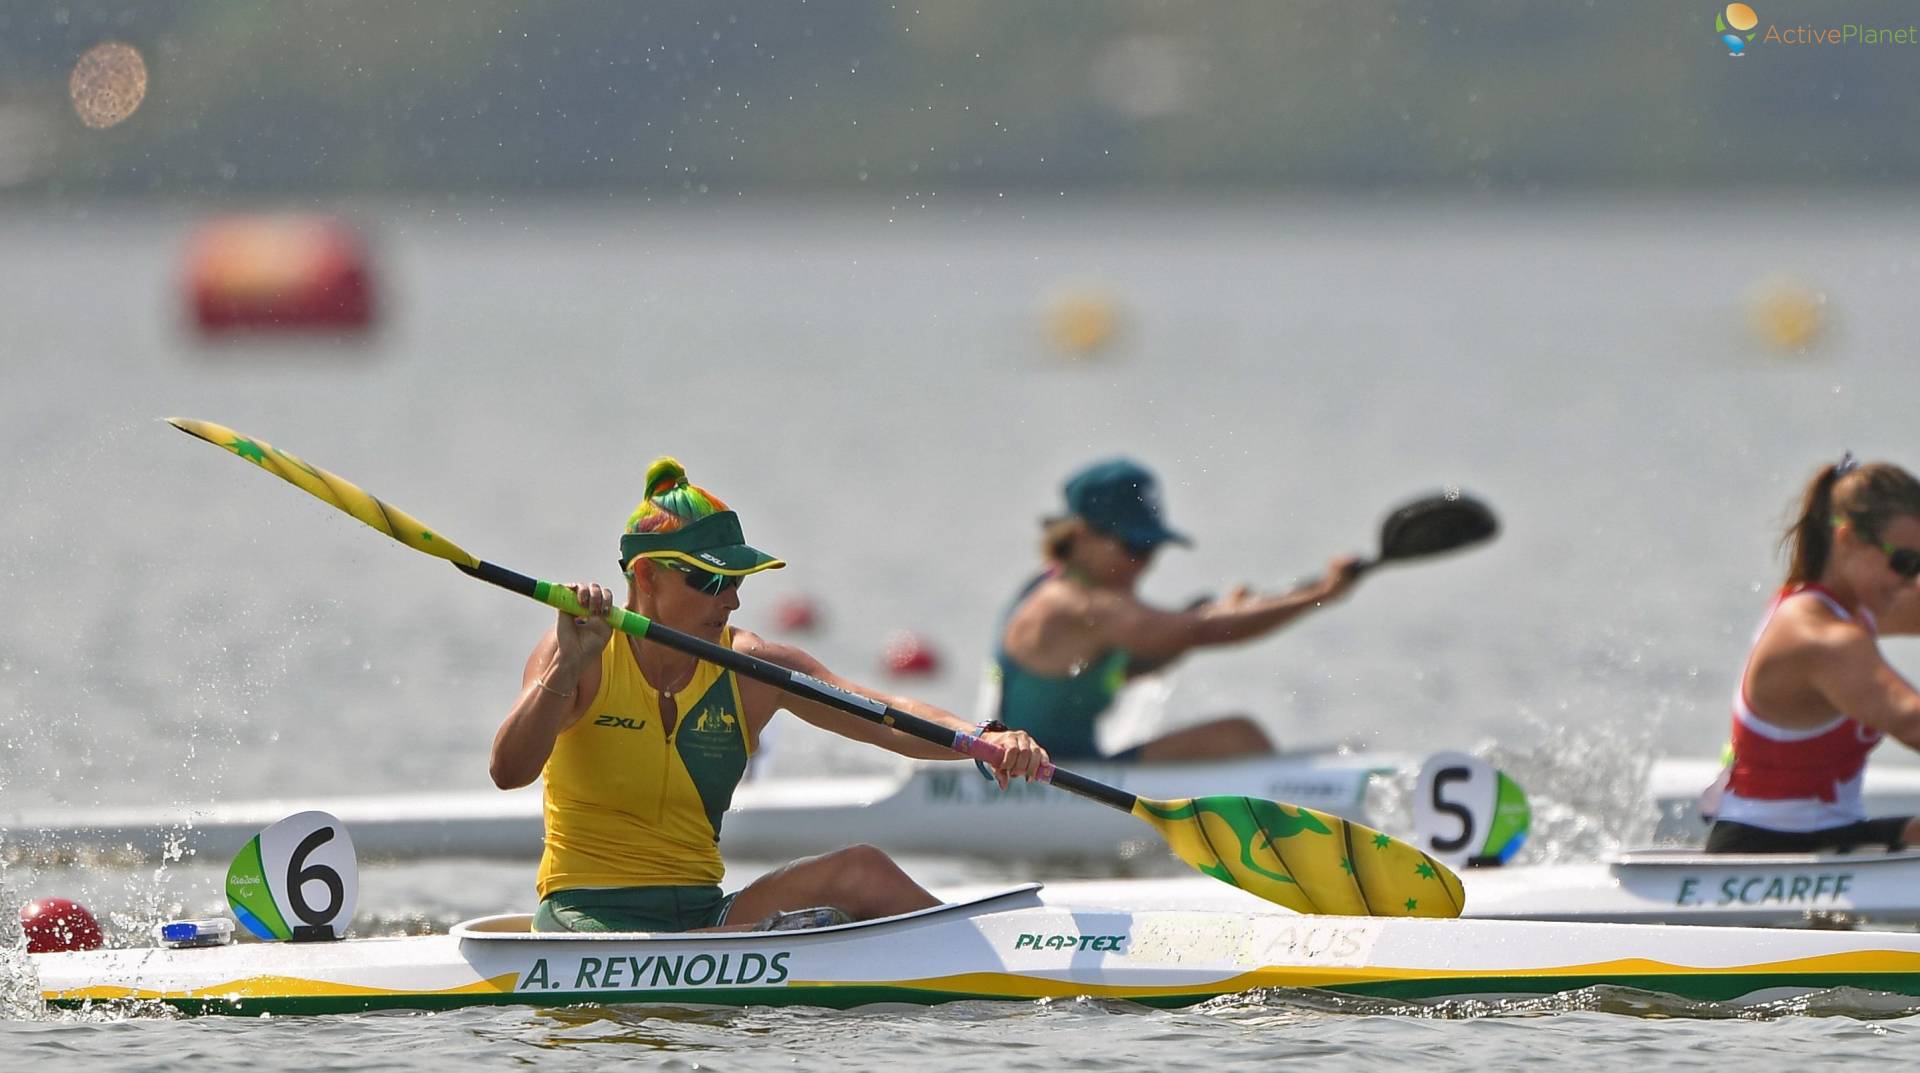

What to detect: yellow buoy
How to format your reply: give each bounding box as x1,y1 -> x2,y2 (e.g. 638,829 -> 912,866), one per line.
1747,276 -> 1827,353
1041,283 -> 1122,358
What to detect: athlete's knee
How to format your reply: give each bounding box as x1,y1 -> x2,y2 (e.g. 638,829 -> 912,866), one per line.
823,844 -> 904,898
831,843 -> 899,879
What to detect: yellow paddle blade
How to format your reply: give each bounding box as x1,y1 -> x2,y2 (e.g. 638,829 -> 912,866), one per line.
1132,795 -> 1464,918
167,418 -> 480,570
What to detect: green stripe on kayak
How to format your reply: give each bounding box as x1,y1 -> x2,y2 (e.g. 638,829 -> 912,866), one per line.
45,970 -> 1920,1017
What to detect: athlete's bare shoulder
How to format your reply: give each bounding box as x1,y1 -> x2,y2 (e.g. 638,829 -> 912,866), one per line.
730,626 -> 767,655
1773,591 -> 1874,651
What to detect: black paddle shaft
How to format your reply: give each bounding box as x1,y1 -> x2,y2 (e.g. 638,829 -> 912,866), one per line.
460,559 -> 1142,813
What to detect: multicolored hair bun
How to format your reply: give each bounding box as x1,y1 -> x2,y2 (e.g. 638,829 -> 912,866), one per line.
627,456 -> 731,537
617,457 -> 784,579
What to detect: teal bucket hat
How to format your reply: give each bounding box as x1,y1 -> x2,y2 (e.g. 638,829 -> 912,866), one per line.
1062,458 -> 1191,550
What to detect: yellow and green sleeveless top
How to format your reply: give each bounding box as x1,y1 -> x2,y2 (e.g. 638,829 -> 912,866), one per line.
535,629 -> 753,898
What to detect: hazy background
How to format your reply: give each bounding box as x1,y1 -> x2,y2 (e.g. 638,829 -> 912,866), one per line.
3,0 -> 1918,819
4,1 -> 1920,196
7,1 -> 1920,1062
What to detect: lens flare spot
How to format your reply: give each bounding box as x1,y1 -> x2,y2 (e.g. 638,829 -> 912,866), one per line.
69,41 -> 148,129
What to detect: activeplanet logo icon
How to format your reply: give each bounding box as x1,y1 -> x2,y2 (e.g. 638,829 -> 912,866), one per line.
1716,3 -> 1760,55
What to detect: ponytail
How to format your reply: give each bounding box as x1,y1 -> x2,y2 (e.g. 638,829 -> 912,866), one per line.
1782,456 -> 1920,584
1781,463 -> 1846,585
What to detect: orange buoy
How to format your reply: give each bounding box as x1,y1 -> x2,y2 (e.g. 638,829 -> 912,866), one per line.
20,897 -> 104,953
186,214 -> 375,335
1041,282 -> 1122,358
1747,276 -> 1826,353
773,594 -> 821,633
882,630 -> 941,677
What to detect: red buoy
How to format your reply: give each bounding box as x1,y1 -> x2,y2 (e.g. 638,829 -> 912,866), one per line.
773,594 -> 821,633
882,630 -> 941,677
185,214 -> 376,335
20,897 -> 104,954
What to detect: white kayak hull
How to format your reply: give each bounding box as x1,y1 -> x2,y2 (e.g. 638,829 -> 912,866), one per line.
1462,848 -> 1920,926
34,881 -> 1920,1017
2,753 -> 1397,864
1646,759 -> 1920,843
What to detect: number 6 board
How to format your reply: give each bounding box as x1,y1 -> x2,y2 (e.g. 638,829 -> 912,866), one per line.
225,810 -> 358,941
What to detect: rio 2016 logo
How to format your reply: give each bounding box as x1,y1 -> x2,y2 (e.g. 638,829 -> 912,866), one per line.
1716,3 -> 1759,54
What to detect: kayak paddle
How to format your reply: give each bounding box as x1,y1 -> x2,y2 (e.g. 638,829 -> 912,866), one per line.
167,418 -> 1464,919
1353,489 -> 1498,577
1160,489 -> 1497,642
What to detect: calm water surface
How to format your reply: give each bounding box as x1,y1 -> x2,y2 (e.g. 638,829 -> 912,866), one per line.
5,193 -> 1920,1067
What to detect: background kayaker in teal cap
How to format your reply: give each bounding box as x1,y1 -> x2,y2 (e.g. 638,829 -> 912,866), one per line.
986,458 -> 1362,762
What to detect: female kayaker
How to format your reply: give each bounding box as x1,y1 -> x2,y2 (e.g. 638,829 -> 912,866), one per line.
490,458 -> 1048,933
1706,454 -> 1920,853
988,458 -> 1361,762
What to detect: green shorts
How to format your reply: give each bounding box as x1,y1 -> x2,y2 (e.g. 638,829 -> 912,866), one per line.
534,885 -> 737,934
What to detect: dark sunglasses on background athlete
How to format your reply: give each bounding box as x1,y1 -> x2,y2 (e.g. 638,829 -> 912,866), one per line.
1090,526 -> 1159,560
1121,538 -> 1160,560
658,558 -> 744,595
1863,530 -> 1920,580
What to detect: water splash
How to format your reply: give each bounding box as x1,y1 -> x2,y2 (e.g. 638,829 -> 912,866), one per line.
1206,983 -> 1920,1022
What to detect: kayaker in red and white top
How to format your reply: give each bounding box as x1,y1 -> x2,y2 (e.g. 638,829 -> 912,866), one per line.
1706,454 -> 1920,854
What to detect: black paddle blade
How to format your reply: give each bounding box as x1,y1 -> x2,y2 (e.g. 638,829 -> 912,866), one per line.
1377,491 -> 1498,564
